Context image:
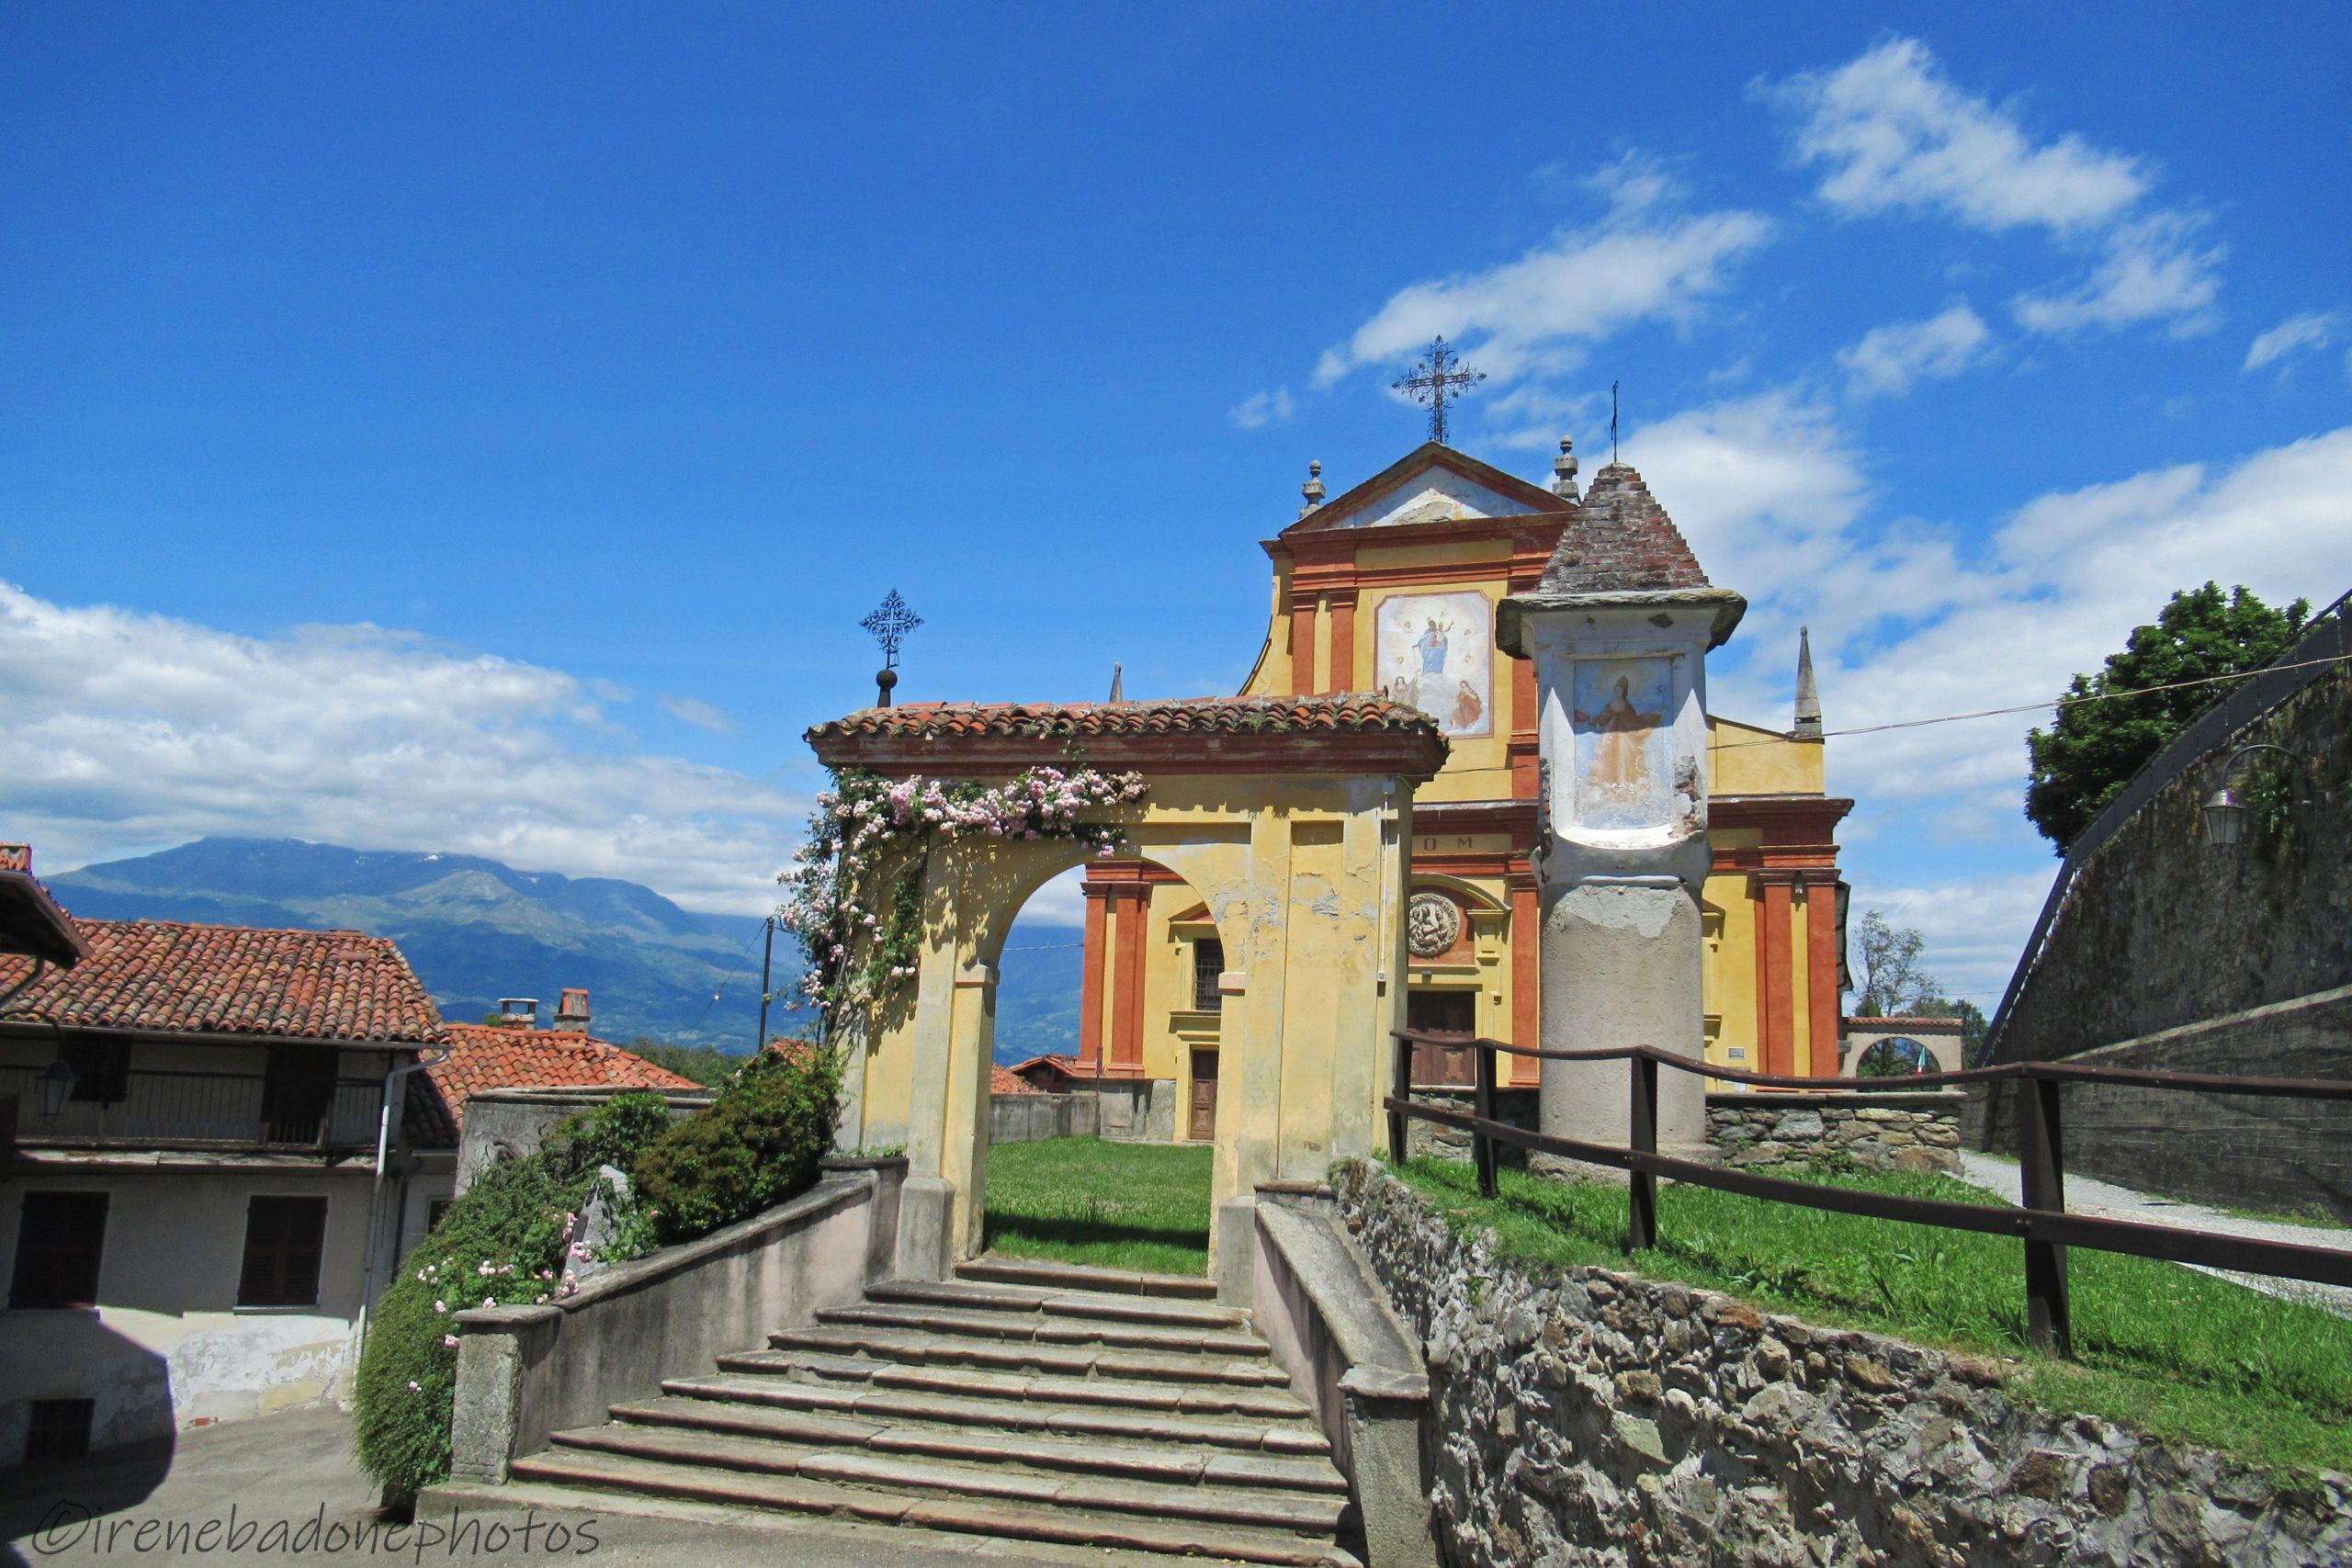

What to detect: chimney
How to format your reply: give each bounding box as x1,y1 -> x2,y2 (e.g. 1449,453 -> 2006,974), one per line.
497,997 -> 539,1028
555,987 -> 591,1033
0,844 -> 28,874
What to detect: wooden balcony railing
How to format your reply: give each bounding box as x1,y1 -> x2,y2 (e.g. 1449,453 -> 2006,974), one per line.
0,1066 -> 385,1153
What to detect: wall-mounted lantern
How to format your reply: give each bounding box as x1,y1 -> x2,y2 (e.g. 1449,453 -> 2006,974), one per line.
2201,743 -> 2311,851
35,1056 -> 75,1119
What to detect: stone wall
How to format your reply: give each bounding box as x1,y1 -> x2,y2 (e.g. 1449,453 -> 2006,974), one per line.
1995,664 -> 2351,1063
455,1086 -> 715,1195
1331,1160 -> 2350,1567
989,1090 -> 1099,1145
1398,1089 -> 1539,1164
1709,1091 -> 1964,1176
1970,986 -> 2352,1223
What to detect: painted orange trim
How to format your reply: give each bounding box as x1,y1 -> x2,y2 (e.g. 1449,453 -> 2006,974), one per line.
1078,885 -> 1107,1071
1804,873 -> 1841,1077
1759,875 -> 1796,1077
1113,888 -> 1148,1073
1287,602 -> 1317,699
1510,875 -> 1541,1087
1327,594 -> 1355,694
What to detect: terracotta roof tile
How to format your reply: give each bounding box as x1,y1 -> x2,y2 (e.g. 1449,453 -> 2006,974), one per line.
808,694 -> 1440,744
1538,464 -> 1713,593
0,918 -> 443,1043
408,1023 -> 703,1146
990,1064 -> 1035,1095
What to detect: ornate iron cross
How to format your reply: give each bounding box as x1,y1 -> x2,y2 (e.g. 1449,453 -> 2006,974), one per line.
861,590 -> 922,706
1392,336 -> 1486,445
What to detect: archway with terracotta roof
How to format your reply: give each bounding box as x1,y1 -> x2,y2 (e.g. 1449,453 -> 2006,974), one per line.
805,694 -> 1445,1290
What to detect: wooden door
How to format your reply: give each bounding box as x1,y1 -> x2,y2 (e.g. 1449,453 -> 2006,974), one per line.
1188,1049 -> 1218,1142
1407,990 -> 1477,1087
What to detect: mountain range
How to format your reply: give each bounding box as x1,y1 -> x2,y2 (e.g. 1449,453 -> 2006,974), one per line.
47,837 -> 1082,1062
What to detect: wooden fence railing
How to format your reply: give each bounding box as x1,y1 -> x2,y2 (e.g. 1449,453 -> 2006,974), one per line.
1385,1028 -> 2352,1356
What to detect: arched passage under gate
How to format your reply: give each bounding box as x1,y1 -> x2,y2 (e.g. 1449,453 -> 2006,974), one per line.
806,696 -> 1447,1294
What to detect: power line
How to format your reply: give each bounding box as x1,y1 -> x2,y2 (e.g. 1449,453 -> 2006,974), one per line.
1711,649 -> 2352,752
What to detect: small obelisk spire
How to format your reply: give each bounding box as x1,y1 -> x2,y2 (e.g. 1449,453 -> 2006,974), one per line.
1107,662 -> 1124,703
1794,626 -> 1824,739
1551,434 -> 1579,502
1298,460 -> 1326,520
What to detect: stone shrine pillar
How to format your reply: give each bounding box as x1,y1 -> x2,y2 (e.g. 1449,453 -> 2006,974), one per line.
1497,463 -> 1745,1156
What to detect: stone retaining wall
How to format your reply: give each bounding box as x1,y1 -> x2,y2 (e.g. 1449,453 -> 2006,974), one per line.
1708,1090 -> 1964,1176
1331,1159 -> 2350,1567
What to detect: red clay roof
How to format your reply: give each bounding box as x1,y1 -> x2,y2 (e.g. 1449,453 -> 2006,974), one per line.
990,1064 -> 1035,1095
408,1023 -> 703,1145
1536,463 -> 1713,593
0,918 -> 444,1044
808,694 -> 1440,743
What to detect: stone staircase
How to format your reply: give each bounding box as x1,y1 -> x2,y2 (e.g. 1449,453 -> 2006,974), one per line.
498,1258 -> 1363,1565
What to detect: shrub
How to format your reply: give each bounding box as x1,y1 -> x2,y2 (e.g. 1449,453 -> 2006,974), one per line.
546,1090 -> 676,1175
353,1092 -> 674,1507
352,1156 -> 596,1508
631,1045 -> 842,1245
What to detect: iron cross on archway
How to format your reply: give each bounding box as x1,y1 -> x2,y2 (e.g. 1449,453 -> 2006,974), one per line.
1393,335 -> 1486,446
861,590 -> 922,708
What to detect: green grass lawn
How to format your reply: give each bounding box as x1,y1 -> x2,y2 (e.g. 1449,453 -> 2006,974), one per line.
982,1137 -> 1213,1276
1391,1156 -> 2352,1476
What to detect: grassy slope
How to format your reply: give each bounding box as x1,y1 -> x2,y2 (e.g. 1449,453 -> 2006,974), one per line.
981,1137 -> 1213,1276
1392,1156 -> 2352,1477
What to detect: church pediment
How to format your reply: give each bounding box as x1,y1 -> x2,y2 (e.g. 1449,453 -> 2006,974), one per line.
1283,442 -> 1567,536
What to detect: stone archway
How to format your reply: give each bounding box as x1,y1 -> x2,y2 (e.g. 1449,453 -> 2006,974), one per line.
807,697 -> 1445,1295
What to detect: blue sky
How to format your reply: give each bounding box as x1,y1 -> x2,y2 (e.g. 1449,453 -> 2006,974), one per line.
4,4 -> 2347,1002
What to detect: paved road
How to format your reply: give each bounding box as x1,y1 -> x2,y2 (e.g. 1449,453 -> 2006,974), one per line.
0,1406 -> 1183,1568
1952,1149 -> 2352,1317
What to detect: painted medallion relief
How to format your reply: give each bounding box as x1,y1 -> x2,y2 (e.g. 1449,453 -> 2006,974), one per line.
1570,657 -> 1673,829
1374,590 -> 1493,739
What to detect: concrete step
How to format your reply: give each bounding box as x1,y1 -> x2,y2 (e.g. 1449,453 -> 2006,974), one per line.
765,1324 -> 1294,1386
608,1394 -> 1348,1493
866,1276 -> 1250,1330
712,1350 -> 1315,1420
503,1449 -> 1360,1567
956,1255 -> 1219,1300
662,1372 -> 1330,1454
539,1421 -> 1352,1535
818,1301 -> 1271,1357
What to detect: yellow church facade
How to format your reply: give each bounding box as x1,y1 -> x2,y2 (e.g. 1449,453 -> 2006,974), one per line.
1039,443 -> 1849,1136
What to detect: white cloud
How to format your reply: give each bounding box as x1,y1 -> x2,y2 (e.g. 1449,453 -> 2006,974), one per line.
1767,38 -> 2222,337
1778,427 -> 2352,820
1227,387 -> 1295,429
1311,157 -> 1771,389
1618,389 -> 1871,604
1768,37 -> 2146,235
660,694 -> 736,733
2011,211 -> 2224,337
1855,872 -> 2052,1003
0,583 -> 803,914
1612,388 -> 2352,996
2244,310 -> 2348,371
1838,301 -> 1994,397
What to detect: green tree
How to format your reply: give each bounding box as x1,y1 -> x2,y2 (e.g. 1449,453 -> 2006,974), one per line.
2024,583 -> 2309,851
1849,908 -> 1941,1018
626,1036 -> 750,1086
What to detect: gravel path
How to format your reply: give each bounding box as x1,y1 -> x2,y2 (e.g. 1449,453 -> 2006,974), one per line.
1952,1150 -> 2352,1318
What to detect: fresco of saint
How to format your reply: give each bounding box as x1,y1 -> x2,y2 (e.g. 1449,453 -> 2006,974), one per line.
1573,675 -> 1662,791
1570,660 -> 1672,829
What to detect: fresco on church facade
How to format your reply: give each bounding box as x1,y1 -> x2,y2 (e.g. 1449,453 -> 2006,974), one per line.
1374,590 -> 1492,738
1571,658 -> 1671,829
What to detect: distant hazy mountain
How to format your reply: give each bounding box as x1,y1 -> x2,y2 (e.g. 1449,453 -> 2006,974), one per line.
49,838 -> 782,1049
49,836 -> 1085,1061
